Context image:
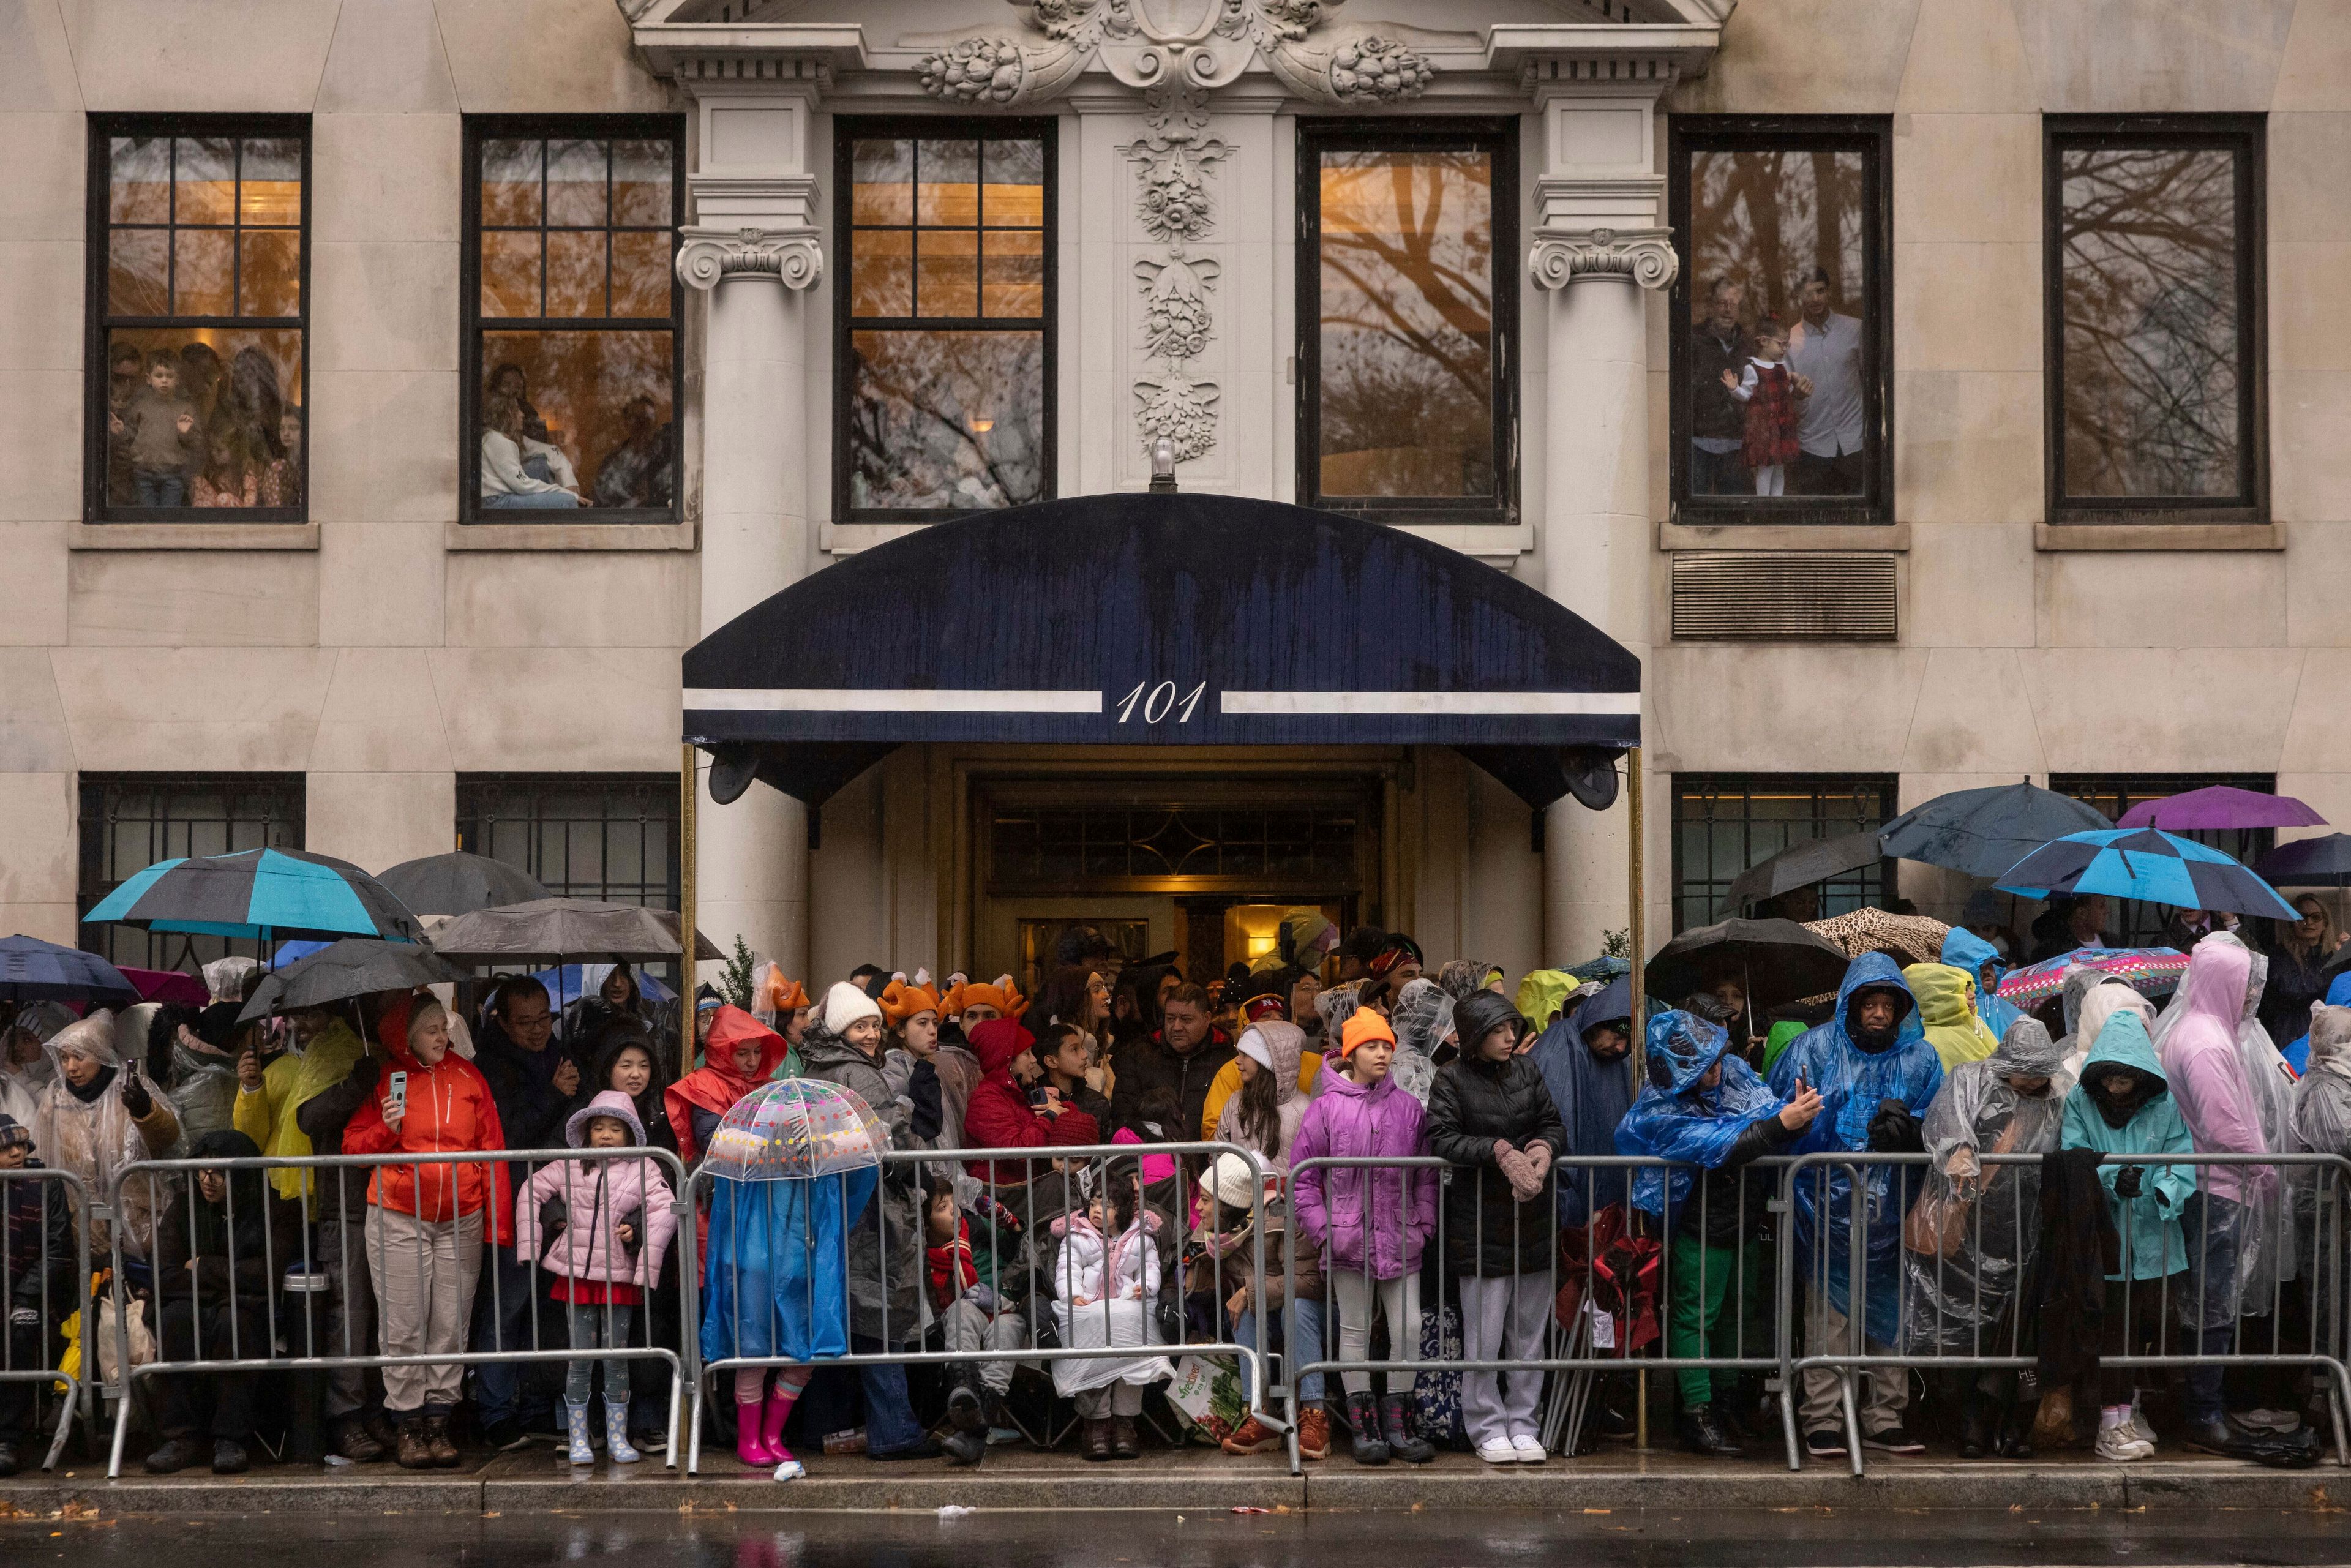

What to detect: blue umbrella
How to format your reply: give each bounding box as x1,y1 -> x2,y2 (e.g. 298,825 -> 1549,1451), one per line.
1996,828 -> 2300,920
0,934 -> 138,1005
83,847 -> 422,944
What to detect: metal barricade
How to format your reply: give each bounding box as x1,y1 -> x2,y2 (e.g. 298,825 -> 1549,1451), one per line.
1281,1153 -> 1796,1475
0,1166 -> 91,1472
687,1141 -> 1270,1474
103,1146 -> 696,1477
1784,1150 -> 2351,1477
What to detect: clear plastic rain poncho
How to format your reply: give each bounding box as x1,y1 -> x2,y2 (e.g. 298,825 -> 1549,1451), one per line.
1387,977 -> 1454,1106
2292,1002 -> 2351,1157
1899,1017 -> 2071,1354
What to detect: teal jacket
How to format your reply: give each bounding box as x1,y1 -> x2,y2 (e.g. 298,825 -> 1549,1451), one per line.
2059,1011 -> 2197,1281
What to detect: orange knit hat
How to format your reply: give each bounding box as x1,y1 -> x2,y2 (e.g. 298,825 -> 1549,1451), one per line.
1339,1011 -> 1397,1059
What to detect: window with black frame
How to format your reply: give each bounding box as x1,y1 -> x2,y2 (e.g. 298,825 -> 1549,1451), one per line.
1670,119 -> 1890,522
1298,121 -> 1513,519
1672,773 -> 1897,933
2046,118 -> 2263,521
465,119 -> 682,520
2049,773 -> 2277,947
87,118 -> 308,521
837,122 -> 1054,521
78,773 -> 304,969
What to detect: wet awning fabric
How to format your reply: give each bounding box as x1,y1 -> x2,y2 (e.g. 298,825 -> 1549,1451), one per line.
681,492 -> 1641,811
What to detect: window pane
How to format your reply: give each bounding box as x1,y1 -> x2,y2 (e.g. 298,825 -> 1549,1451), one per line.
103,328 -> 305,510
482,138 -> 542,226
175,136 -> 236,226
546,228 -> 607,318
611,139 -> 672,226
109,135 -> 171,223
546,138 -> 607,227
174,228 -> 234,315
915,228 -> 978,317
850,228 -> 912,317
238,137 -> 302,225
478,329 -> 673,510
849,328 -> 1044,511
853,138 -> 913,225
982,139 -> 1044,226
917,139 -> 980,225
239,228 -> 300,316
108,227 -> 170,315
2059,144 -> 2242,499
981,228 -> 1043,318
1317,148 -> 1493,499
480,230 -> 541,317
610,229 -> 672,318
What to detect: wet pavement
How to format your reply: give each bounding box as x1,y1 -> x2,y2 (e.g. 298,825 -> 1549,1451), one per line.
9,1509 -> 2351,1567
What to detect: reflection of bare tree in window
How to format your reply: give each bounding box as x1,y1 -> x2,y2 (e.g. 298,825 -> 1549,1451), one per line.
850,331 -> 1043,510
1318,150 -> 1492,498
2059,146 -> 2240,498
1689,149 -> 1863,323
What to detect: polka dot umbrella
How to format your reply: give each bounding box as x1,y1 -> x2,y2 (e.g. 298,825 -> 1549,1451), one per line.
703,1076 -> 885,1184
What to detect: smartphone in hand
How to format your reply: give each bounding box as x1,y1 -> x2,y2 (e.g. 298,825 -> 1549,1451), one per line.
386,1070 -> 408,1118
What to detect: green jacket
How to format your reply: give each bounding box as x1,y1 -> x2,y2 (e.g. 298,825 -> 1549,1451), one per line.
2059,1011 -> 2197,1281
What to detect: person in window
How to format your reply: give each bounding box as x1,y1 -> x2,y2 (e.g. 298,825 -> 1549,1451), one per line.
479,390 -> 583,509
113,351 -> 203,508
1721,316 -> 1809,498
487,363 -> 552,444
104,341 -> 146,505
208,346 -> 287,501
261,407 -> 303,508
191,444 -> 259,508
590,396 -> 675,509
1689,277 -> 1750,496
1786,268 -> 1866,495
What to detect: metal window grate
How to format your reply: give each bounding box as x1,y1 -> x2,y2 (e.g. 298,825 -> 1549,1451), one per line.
1671,550 -> 1897,641
77,772 -> 305,969
1671,773 -> 1896,934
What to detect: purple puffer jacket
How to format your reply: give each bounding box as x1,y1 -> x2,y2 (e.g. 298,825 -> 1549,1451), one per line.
1290,1059 -> 1436,1280
514,1090 -> 679,1289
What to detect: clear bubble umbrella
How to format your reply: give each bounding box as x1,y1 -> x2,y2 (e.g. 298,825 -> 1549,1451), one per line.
703,1077 -> 885,1184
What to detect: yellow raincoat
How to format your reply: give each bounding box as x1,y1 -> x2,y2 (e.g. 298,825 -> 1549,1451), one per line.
1903,962 -> 2001,1070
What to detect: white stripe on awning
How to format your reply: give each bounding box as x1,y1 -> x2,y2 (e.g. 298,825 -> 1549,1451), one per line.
1220,690 -> 1640,717
686,688 -> 1101,715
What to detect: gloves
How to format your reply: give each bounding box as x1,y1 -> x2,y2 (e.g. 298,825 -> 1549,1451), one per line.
1524,1142 -> 1553,1184
119,1072 -> 153,1119
2112,1164 -> 2144,1199
1865,1099 -> 1922,1155
1494,1140 -> 1545,1203
908,1059 -> 944,1141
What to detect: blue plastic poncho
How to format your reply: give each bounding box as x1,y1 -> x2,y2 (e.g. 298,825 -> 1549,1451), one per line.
700,1165 -> 879,1364
1617,1010 -> 1785,1219
1769,952 -> 1945,1341
1941,928 -> 2024,1043
1532,974 -> 1638,1224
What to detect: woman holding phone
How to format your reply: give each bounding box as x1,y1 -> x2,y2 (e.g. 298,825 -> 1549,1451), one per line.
343,992 -> 513,1469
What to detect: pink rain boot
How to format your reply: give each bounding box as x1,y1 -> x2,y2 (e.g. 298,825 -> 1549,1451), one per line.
762,1384 -> 806,1482
736,1398 -> 778,1468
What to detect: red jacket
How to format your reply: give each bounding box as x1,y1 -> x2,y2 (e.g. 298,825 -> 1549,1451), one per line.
343,1045 -> 515,1247
960,1019 -> 1099,1184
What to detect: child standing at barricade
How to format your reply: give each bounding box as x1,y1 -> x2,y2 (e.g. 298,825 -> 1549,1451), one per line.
1289,1010 -> 1437,1466
1427,991 -> 1566,1466
516,1089 -> 678,1466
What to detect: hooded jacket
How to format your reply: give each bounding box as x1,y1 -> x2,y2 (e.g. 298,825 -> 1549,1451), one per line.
1426,1035 -> 1568,1277
1940,928 -> 2024,1041
2060,1011 -> 2197,1281
1905,962 -> 2002,1070
32,1015 -> 180,1260
800,1020 -> 922,1343
1289,1054 -> 1435,1278
664,1006 -> 788,1166
1211,1022 -> 1311,1171
961,1019 -> 1101,1184
1535,975 -> 1638,1224
342,1026 -> 515,1247
1386,977 -> 1454,1106
1617,1009 -> 1793,1243
233,1015 -> 372,1208
152,1128 -> 303,1311
2062,977 -> 2158,1084
2155,935 -> 2273,1206
2284,970 -> 2351,1078
514,1089 -> 679,1290
2292,999 -> 2351,1154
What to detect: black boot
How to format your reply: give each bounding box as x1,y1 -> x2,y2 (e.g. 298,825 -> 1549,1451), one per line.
1380,1394 -> 1433,1465
1676,1403 -> 1745,1458
1347,1391 -> 1390,1466
1958,1392 -> 1993,1460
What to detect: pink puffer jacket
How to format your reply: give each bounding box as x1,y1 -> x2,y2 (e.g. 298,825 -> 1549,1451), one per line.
513,1090 -> 678,1288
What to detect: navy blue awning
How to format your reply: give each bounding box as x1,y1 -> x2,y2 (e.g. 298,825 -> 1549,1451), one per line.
683,492 -> 1640,810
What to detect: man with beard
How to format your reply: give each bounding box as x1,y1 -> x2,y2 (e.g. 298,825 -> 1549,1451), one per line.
1769,953 -> 1943,1459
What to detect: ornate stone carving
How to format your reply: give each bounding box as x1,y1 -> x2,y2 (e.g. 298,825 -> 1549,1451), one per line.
675,228 -> 823,292
1132,366 -> 1221,463
1124,86 -> 1226,464
1136,250 -> 1221,362
1528,227 -> 1678,292
1122,84 -> 1231,241
1326,36 -> 1434,102
918,37 -> 1028,103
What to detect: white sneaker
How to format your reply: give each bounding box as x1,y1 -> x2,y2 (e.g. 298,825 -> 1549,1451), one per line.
2095,1424 -> 2153,1463
1476,1438 -> 1520,1465
1510,1433 -> 1547,1463
2129,1405 -> 2156,1446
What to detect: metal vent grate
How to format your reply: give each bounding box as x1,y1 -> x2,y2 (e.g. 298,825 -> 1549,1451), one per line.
1671,552 -> 1897,642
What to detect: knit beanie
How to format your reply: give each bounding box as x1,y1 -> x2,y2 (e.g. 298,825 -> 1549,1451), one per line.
1338,1011 -> 1395,1059
821,979 -> 883,1035
0,1113 -> 29,1153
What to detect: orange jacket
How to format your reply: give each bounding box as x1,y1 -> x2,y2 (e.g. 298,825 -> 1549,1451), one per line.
343,1046 -> 516,1247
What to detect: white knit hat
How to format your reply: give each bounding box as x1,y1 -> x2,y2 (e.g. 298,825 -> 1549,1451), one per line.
820,979 -> 883,1035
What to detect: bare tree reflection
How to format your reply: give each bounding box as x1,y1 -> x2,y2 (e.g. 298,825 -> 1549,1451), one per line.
1689,149 -> 1863,323
849,331 -> 1044,511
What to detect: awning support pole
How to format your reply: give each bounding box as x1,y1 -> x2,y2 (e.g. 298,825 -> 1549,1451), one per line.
681,741 -> 699,1027
1626,743 -> 1646,1452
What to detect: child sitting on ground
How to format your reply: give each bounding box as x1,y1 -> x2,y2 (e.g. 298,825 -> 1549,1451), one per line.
924,1181 -> 1025,1457
1050,1182 -> 1172,1461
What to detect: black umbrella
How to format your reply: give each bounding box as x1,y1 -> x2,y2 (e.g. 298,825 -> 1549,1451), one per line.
1877,783 -> 2112,879
237,938 -> 465,1023
428,898 -> 721,964
1719,831 -> 1884,917
0,934 -> 139,1006
2255,834 -> 2351,888
1644,918 -> 1854,1011
377,852 -> 551,920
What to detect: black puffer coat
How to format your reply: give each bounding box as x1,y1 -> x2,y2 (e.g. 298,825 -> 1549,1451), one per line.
1426,1051 -> 1568,1277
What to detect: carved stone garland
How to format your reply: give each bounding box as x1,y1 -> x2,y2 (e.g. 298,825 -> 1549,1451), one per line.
1124,87 -> 1228,464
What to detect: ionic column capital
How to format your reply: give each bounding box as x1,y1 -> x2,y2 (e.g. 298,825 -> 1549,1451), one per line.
676,227 -> 823,291
1529,225 -> 1678,293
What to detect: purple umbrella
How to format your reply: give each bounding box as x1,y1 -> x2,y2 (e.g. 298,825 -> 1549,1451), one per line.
2117,786 -> 2326,831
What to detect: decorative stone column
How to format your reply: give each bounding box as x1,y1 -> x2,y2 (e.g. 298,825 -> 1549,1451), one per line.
673,66 -> 827,985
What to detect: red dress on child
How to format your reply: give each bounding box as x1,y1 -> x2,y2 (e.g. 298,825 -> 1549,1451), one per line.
1741,362 -> 1801,469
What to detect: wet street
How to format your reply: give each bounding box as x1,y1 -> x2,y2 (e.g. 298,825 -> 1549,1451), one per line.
11,1510 -> 2351,1567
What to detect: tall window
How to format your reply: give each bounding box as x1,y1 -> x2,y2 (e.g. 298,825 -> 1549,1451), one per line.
1672,774 -> 1896,933
86,118 -> 308,521
1669,118 -> 1891,523
2050,773 -> 2276,946
836,122 -> 1054,521
78,774 -> 304,969
1299,121 -> 1515,520
2046,118 -> 2263,520
464,118 -> 683,521
454,775 -> 678,909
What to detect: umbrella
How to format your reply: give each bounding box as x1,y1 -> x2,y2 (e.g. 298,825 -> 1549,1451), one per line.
1996,828 -> 2300,920
2118,786 -> 2326,831
377,852 -> 552,919
1805,908 -> 1953,968
0,935 -> 138,1006
1644,918 -> 1853,1011
703,1077 -> 885,1184
427,898 -> 722,964
1995,946 -> 2189,1006
119,966 -> 211,1007
237,939 -> 465,1024
1718,831 -> 1884,917
82,848 -> 422,945
2255,834 -> 2351,888
1878,784 -> 2112,879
